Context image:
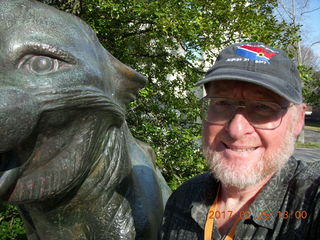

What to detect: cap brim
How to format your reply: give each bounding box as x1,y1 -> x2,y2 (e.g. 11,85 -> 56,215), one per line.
195,68 -> 302,104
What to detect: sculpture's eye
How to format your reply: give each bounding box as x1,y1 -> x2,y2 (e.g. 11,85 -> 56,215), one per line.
19,55 -> 70,75
30,56 -> 55,74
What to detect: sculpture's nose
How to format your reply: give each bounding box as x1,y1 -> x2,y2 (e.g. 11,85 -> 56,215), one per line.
0,87 -> 39,152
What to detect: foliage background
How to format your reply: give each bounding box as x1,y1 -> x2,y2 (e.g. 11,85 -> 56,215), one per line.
0,205 -> 26,240
2,0 -> 318,239
47,0 -> 299,188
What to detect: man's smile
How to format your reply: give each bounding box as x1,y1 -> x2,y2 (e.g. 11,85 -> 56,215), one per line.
222,142 -> 259,153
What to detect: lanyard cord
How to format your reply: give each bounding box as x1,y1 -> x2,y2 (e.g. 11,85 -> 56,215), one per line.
204,185 -> 220,240
204,185 -> 241,240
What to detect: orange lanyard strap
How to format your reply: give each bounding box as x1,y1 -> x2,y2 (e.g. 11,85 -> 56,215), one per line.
204,185 -> 241,240
224,217 -> 241,240
204,186 -> 220,240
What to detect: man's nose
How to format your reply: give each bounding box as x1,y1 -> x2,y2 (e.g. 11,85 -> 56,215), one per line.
225,110 -> 255,139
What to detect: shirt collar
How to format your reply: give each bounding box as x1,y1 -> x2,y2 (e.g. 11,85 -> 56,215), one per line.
190,174 -> 219,230
248,157 -> 298,229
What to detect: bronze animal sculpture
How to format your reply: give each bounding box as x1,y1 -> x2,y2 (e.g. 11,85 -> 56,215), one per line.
0,0 -> 171,239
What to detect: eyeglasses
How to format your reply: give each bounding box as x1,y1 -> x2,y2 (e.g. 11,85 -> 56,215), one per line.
200,97 -> 292,130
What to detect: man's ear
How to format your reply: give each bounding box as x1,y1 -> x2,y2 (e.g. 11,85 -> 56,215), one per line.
293,103 -> 307,137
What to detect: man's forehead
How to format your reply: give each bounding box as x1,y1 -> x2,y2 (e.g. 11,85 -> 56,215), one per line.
206,80 -> 287,102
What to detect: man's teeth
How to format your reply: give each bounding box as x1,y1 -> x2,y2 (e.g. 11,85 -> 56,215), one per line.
229,147 -> 256,152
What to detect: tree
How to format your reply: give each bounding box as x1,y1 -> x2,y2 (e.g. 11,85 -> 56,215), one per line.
275,0 -> 320,75
8,0 -> 302,190
275,0 -> 320,65
275,0 -> 320,143
300,65 -> 320,106
50,0 -> 297,187
300,45 -> 320,71
0,0 -> 300,190
0,204 -> 26,240
1,0 -> 302,237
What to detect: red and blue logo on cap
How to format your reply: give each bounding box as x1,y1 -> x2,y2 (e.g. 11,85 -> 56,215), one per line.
236,45 -> 277,63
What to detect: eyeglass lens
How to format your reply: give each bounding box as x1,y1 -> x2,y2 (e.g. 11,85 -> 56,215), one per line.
201,98 -> 286,130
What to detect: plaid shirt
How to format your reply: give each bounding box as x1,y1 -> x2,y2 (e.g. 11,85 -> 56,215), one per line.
159,157 -> 320,240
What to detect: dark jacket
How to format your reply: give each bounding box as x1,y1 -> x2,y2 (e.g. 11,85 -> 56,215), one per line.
160,157 -> 320,240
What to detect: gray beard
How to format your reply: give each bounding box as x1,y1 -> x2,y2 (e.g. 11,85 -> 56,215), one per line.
204,130 -> 296,190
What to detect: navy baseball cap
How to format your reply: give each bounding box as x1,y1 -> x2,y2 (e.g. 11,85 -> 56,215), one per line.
196,42 -> 302,104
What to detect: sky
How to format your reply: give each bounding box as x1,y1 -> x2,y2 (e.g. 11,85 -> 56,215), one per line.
301,0 -> 320,62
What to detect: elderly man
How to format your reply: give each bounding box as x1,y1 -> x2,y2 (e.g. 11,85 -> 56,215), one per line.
160,42 -> 320,239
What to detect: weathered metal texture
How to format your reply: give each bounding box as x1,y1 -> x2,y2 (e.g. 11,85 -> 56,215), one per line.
0,0 -> 171,239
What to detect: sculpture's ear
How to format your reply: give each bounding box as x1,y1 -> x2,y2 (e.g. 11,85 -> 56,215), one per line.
109,54 -> 147,105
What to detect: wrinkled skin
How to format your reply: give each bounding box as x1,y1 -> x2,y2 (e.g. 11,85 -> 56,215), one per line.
0,1 -> 171,239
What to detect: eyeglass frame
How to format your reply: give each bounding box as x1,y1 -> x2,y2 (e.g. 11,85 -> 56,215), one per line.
200,96 -> 293,130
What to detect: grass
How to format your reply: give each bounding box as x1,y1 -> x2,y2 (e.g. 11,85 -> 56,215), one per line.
305,120 -> 320,131
296,142 -> 320,149
296,120 -> 320,148
304,125 -> 320,132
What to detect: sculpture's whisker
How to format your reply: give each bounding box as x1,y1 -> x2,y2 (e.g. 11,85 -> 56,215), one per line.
35,87 -> 126,121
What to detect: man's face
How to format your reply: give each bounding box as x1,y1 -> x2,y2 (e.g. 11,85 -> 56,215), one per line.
203,80 -> 305,189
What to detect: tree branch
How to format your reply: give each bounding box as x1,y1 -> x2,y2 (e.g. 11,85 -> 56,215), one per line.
278,0 -> 295,21
301,7 -> 320,15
